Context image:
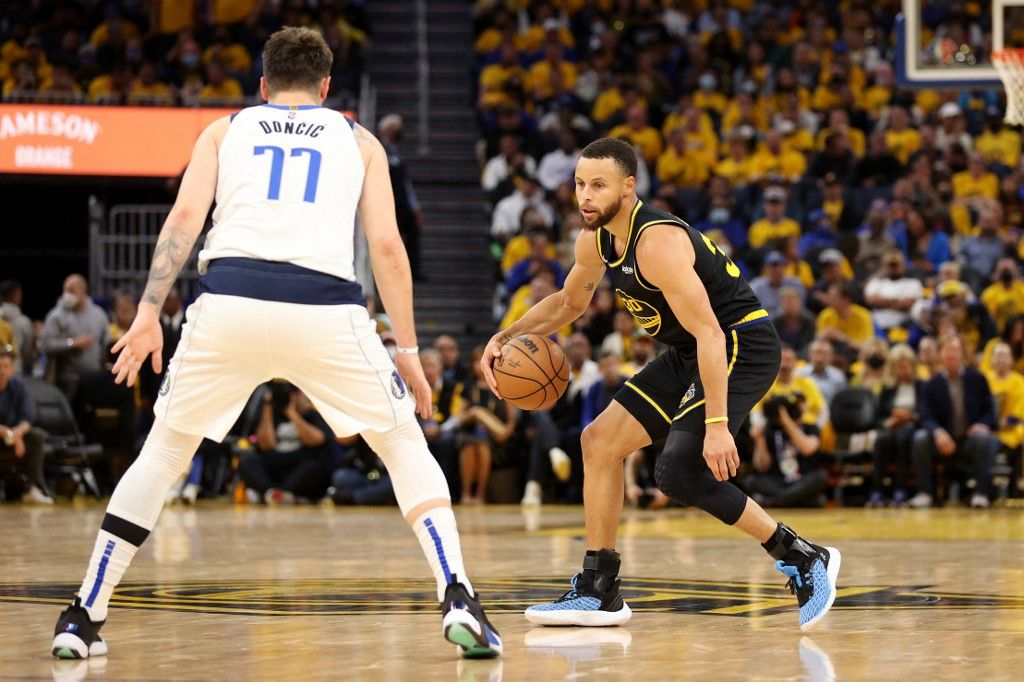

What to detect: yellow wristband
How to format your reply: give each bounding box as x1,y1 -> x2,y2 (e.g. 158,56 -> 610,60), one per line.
704,416 -> 728,424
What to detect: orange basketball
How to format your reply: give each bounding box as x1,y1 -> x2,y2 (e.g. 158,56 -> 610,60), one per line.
493,333 -> 570,410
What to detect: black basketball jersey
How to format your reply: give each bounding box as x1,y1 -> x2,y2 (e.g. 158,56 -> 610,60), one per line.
596,199 -> 765,350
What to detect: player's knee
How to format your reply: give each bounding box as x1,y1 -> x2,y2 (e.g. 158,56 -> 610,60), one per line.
655,431 -> 745,524
580,420 -> 626,467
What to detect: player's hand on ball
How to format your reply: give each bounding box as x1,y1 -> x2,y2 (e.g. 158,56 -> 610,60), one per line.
480,332 -> 507,398
395,353 -> 433,420
703,424 -> 739,481
111,305 -> 163,387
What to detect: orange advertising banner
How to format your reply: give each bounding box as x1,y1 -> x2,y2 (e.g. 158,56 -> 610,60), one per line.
0,104 -> 231,177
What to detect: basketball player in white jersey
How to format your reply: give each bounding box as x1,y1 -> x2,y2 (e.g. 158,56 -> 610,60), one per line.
51,27 -> 501,660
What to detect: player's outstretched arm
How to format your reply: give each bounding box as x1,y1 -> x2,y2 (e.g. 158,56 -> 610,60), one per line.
635,225 -> 738,482
111,116 -> 228,386
480,229 -> 605,396
354,123 -> 431,420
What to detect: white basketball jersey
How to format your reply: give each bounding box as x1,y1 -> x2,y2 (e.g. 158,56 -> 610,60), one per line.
199,104 -> 365,281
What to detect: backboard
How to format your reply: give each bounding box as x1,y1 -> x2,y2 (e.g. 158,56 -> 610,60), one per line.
896,0 -> 1024,88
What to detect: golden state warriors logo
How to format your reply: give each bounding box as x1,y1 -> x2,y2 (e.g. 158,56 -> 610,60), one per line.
615,289 -> 662,336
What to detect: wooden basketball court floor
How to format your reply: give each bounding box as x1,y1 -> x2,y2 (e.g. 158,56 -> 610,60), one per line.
2,503 -> 1024,680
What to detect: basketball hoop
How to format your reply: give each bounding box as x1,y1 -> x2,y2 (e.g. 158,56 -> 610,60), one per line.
992,48 -> 1024,124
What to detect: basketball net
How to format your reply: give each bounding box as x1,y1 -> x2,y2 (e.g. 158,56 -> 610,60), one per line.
993,48 -> 1024,125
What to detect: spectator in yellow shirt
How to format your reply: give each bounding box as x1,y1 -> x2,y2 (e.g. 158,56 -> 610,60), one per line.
952,152 -> 1000,202
527,43 -> 577,103
721,88 -> 769,134
750,129 -> 807,183
661,92 -> 714,138
974,107 -> 1021,170
478,43 -> 524,110
90,8 -> 139,48
981,259 -> 1024,332
816,282 -> 875,357
752,345 -> 828,428
884,106 -> 921,165
980,317 -> 1024,376
591,79 -> 645,127
608,105 -> 662,164
128,62 -> 174,104
87,65 -> 132,102
203,26 -> 252,76
714,129 -> 757,186
693,71 -> 728,113
748,186 -> 801,249
39,64 -> 81,95
984,342 -> 1024,455
656,129 -> 711,188
198,61 -> 244,102
663,104 -> 718,165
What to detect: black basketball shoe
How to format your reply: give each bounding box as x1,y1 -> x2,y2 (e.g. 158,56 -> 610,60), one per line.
442,579 -> 502,658
52,599 -> 107,659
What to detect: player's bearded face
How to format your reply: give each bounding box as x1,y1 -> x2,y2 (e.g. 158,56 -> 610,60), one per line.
579,195 -> 623,231
575,158 -> 631,231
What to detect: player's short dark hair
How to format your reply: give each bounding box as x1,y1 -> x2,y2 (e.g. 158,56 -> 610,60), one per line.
262,27 -> 333,94
580,138 -> 638,178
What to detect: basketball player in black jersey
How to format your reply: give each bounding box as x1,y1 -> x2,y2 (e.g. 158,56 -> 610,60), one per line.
481,138 -> 841,630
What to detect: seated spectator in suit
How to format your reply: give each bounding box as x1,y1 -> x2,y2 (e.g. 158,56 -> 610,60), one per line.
867,344 -> 925,507
743,390 -> 829,508
238,383 -> 336,504
910,336 -> 1000,508
0,345 -> 52,503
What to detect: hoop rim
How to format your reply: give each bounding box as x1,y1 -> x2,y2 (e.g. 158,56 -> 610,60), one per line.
992,48 -> 1024,63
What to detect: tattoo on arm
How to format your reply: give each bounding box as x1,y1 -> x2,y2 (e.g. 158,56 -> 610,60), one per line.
142,225 -> 194,307
584,282 -> 595,291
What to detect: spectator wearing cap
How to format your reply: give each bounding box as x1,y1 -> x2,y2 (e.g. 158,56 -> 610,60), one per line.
981,259 -> 1024,332
773,286 -> 817,357
750,251 -> 806,317
490,171 -> 553,242
853,131 -> 905,188
816,281 -> 875,359
936,102 -> 974,154
884,106 -> 921,166
0,280 -> 33,375
808,248 -> 851,314
936,280 -> 998,357
750,129 -> 807,184
748,186 -> 800,250
482,134 -> 538,200
975,106 -> 1020,171
608,105 -> 662,164
864,250 -> 924,334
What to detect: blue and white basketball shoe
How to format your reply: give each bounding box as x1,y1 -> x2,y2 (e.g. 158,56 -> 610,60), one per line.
442,580 -> 502,658
525,572 -> 632,626
775,544 -> 842,631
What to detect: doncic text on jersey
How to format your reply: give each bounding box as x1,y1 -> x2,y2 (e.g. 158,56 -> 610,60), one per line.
257,120 -> 325,137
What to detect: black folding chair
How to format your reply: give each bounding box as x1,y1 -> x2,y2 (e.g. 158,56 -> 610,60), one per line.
827,387 -> 879,506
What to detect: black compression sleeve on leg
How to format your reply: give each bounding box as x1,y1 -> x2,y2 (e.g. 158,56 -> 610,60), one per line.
100,513 -> 151,548
654,430 -> 748,525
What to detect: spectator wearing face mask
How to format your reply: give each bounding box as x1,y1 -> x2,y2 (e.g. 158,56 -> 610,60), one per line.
980,259 -> 1024,332
41,274 -> 110,398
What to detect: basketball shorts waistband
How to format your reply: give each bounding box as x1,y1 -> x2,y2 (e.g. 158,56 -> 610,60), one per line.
728,308 -> 769,331
199,258 -> 367,306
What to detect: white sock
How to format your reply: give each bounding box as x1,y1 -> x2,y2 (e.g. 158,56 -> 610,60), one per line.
76,530 -> 140,622
74,421 -> 202,622
412,506 -> 473,601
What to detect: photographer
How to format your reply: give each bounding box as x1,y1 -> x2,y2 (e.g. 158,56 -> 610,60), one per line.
238,382 -> 336,504
744,392 -> 829,508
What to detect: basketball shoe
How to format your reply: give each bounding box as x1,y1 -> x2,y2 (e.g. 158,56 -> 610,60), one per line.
525,550 -> 632,626
775,544 -> 842,631
51,599 -> 107,659
442,579 -> 502,658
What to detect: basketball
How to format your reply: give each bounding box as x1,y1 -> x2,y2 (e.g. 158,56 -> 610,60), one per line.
493,334 -> 569,410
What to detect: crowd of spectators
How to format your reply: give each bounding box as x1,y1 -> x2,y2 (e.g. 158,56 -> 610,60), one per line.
0,0 -> 369,106
463,0 -> 1024,508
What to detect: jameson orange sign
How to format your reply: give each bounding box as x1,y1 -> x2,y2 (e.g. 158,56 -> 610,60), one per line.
0,105 -> 229,176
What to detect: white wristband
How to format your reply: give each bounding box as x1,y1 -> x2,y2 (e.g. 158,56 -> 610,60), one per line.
395,346 -> 419,355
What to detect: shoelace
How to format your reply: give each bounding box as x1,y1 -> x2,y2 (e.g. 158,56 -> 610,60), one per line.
775,561 -> 812,597
553,573 -> 584,602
